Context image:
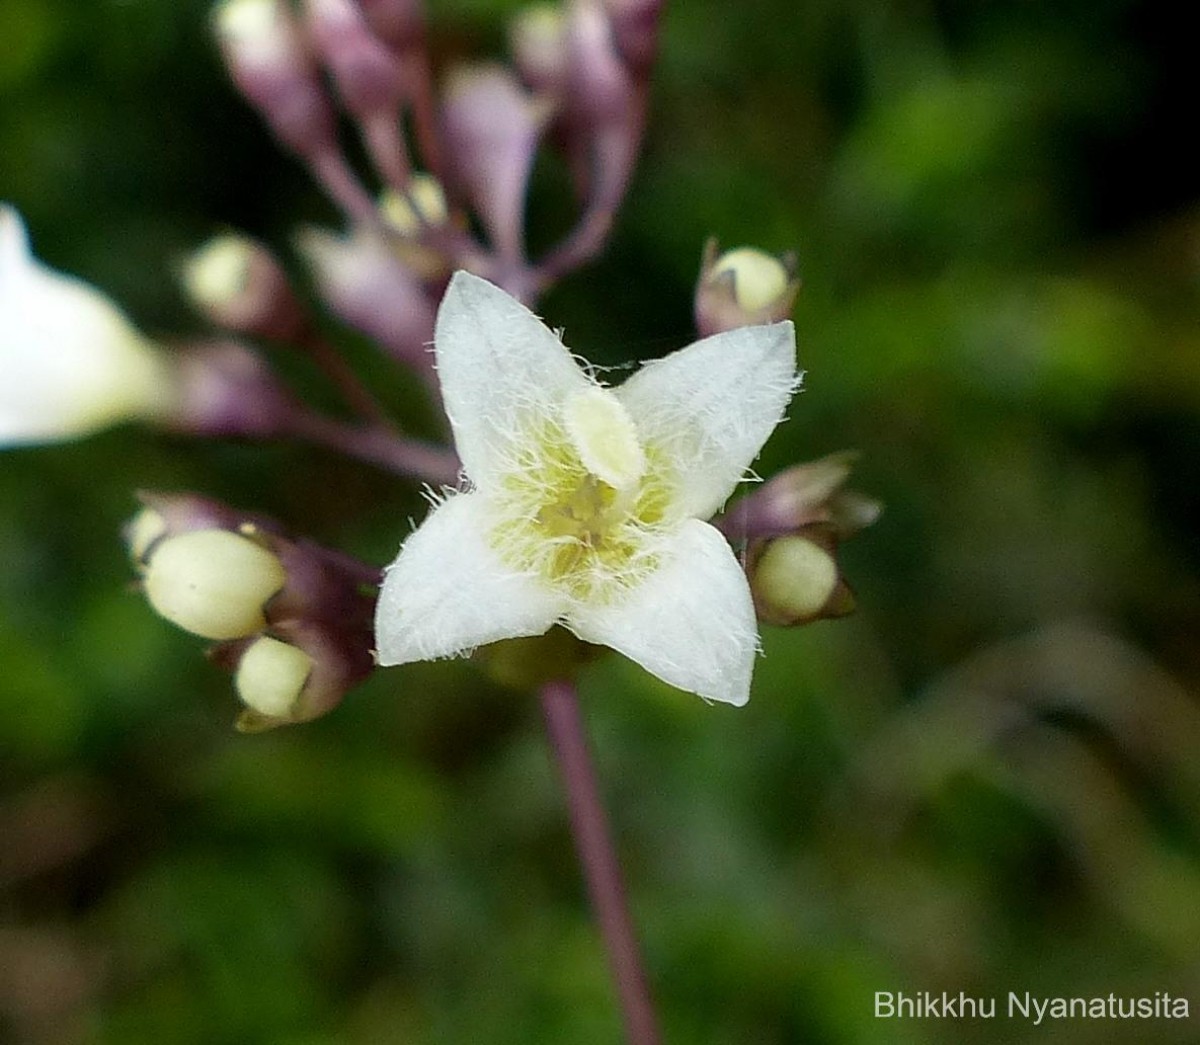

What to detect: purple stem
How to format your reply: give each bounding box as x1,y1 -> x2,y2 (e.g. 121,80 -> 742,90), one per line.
307,145 -> 384,228
286,411 -> 461,486
361,111 -> 412,192
297,328 -> 395,426
405,50 -> 444,177
540,679 -> 662,1045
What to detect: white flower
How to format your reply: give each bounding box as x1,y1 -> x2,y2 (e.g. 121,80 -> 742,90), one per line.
0,205 -> 177,445
374,272 -> 798,705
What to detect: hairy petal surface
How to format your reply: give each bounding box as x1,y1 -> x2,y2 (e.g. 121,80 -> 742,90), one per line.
566,519 -> 759,706
616,321 -> 798,519
375,491 -> 566,664
434,271 -> 590,484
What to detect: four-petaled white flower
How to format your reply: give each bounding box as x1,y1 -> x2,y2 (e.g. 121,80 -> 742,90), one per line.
0,204 -> 177,446
375,271 -> 798,705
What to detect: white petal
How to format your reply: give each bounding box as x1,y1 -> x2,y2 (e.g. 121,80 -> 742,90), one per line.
0,205 -> 31,272
0,206 -> 175,444
566,519 -> 759,705
616,322 -> 797,519
434,271 -> 590,484
374,491 -> 567,665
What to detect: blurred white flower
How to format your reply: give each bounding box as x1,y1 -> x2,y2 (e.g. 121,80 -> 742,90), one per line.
0,205 -> 177,445
375,271 -> 797,705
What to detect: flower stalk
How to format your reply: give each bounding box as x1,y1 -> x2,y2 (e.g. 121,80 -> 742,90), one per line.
284,410 -> 461,484
540,679 -> 662,1045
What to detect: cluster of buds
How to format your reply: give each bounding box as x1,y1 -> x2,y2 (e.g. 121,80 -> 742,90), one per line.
181,232 -> 306,342
126,492 -> 377,730
716,452 -> 881,626
5,0 -> 671,452
687,234 -> 877,628
207,0 -> 666,345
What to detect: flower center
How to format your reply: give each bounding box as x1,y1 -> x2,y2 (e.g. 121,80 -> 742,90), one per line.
490,386 -> 671,603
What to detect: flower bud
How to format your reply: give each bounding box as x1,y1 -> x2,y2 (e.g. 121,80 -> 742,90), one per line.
235,634 -> 315,719
142,529 -> 287,640
440,64 -> 552,261
0,205 -> 179,446
551,1 -> 641,230
128,491 -> 377,630
125,491 -> 286,567
295,225 -> 435,366
718,451 -> 881,541
304,0 -> 404,118
748,532 -> 856,627
181,232 -> 305,340
213,0 -> 336,154
510,4 -> 569,93
126,507 -> 170,566
232,620 -> 373,731
720,451 -> 879,628
565,0 -> 633,123
695,240 -> 800,336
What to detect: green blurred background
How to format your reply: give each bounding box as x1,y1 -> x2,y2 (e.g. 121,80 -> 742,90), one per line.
2,0 -> 1198,1042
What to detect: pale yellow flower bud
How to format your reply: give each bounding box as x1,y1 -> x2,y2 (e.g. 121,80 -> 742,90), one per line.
709,248 -> 790,314
142,530 -> 286,640
126,507 -> 168,565
750,534 -> 856,627
695,239 -> 800,336
235,635 -> 315,720
183,235 -> 256,312
181,232 -> 302,338
229,620 -> 373,731
214,0 -> 297,74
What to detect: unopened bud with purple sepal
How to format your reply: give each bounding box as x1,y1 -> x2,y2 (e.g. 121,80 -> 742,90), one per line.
717,451 -> 880,541
717,452 -> 880,628
214,0 -> 336,154
378,174 -> 454,280
227,619 -> 374,731
440,64 -> 552,262
128,492 -> 379,727
182,233 -> 306,341
137,528 -> 287,640
747,529 -> 858,627
128,491 -> 379,635
695,239 -> 800,336
295,225 -> 437,368
304,0 -> 405,119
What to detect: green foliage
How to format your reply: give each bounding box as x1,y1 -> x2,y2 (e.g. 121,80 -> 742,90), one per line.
2,0 -> 1198,1042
